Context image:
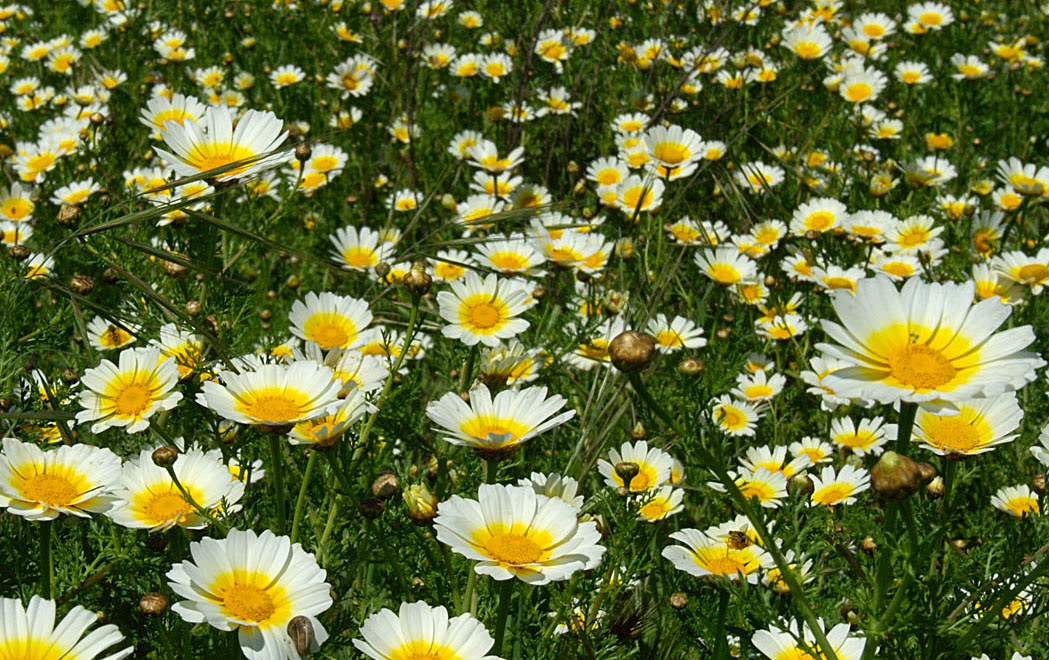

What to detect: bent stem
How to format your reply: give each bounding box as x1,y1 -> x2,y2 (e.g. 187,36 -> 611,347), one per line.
626,372 -> 839,660
492,578 -> 516,657
268,434 -> 288,535
39,521 -> 54,599
164,465 -> 230,534
291,449 -> 319,544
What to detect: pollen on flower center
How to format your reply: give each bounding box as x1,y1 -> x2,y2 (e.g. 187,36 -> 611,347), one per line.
21,473 -> 80,506
187,142 -> 255,175
708,264 -> 741,284
652,142 -> 689,165
303,313 -> 356,349
342,247 -> 378,268
923,416 -> 985,452
221,583 -> 277,624
482,531 -> 545,565
1018,264 -> 1049,283
459,416 -> 530,445
113,382 -> 153,416
812,483 -> 854,506
141,489 -> 194,522
887,343 -> 957,390
461,297 -> 505,331
739,481 -> 775,501
237,388 -> 309,423
692,547 -> 752,576
392,642 -> 461,660
717,407 -> 745,429
805,211 -> 834,231
838,433 -> 874,449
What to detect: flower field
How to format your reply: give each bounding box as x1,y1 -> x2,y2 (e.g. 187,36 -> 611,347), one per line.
2,0 -> 1049,658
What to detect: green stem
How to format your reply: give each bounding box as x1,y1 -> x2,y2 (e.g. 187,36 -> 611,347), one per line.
39,521 -> 53,599
713,587 -> 730,659
164,465 -> 230,534
484,459 -> 499,484
268,434 -> 288,535
317,496 -> 340,566
290,450 -> 319,545
625,373 -> 839,660
492,578 -> 515,657
894,402 -> 918,455
462,569 -> 478,616
459,344 -> 478,393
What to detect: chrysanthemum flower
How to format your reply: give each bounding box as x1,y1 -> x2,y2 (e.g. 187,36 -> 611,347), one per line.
710,395 -> 761,437
646,314 -> 706,352
0,437 -> 120,521
155,104 -> 288,181
694,246 -> 757,285
753,619 -> 865,660
991,485 -> 1039,518
597,440 -> 674,493
782,24 -> 832,60
734,160 -> 784,193
0,596 -> 132,660
731,371 -> 785,402
86,315 -> 138,351
151,323 -> 205,380
288,291 -> 373,351
139,92 -> 205,137
168,528 -> 332,659
790,197 -> 848,235
817,277 -> 1044,407
994,249 -> 1049,295
829,416 -> 895,456
914,393 -> 1023,457
354,601 -> 500,660
741,445 -> 810,480
437,272 -> 531,347
108,447 -> 244,531
76,346 -> 183,434
426,383 -> 574,452
637,485 -> 684,521
809,465 -> 870,507
790,437 -> 834,466
709,467 -> 788,508
435,484 -> 604,584
197,360 -> 343,428
662,526 -> 772,583
289,389 -> 375,446
517,472 -> 584,510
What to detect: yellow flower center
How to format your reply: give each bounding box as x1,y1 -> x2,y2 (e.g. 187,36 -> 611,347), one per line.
639,497 -> 672,520
387,642 -> 462,660
489,252 -> 530,272
772,647 -> 819,660
27,153 -> 56,173
652,142 -> 690,165
578,339 -> 610,361
920,411 -> 990,453
959,64 -> 982,77
434,262 -> 465,281
882,262 -> 915,278
311,155 -> 340,172
692,546 -> 759,576
670,225 -> 701,243
1017,264 -> 1049,284
539,42 -> 565,61
473,524 -> 553,565
919,11 -> 943,25
1,198 -> 32,220
458,416 -> 530,447
716,405 -> 747,430
20,471 -> 84,507
845,82 -> 872,102
342,247 -> 378,269
99,325 -> 133,349
619,464 -> 658,492
708,263 -> 741,285
863,24 -> 885,38
236,387 -> 312,423
744,384 -> 773,399
303,312 -> 357,349
887,342 -> 957,390
459,294 -> 508,332
901,71 -> 921,84
812,483 -> 855,506
113,382 -> 153,417
824,277 -> 856,292
738,479 -> 775,502
621,186 -> 654,210
136,485 -> 198,526
897,227 -> 930,248
794,42 -> 821,59
185,142 -> 256,177
213,573 -> 288,625
655,330 -> 683,347
805,211 -> 834,231
1005,497 -> 1039,517
835,431 -> 875,449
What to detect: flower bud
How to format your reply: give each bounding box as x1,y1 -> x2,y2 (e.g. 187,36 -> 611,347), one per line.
669,592 -> 687,609
403,483 -> 438,525
609,331 -> 655,373
677,358 -> 703,375
69,274 -> 95,294
287,615 -> 315,657
870,451 -> 922,500
925,476 -> 945,498
56,205 -> 81,228
151,446 -> 180,469
359,498 -> 384,519
614,461 -> 640,488
403,262 -> 432,296
371,471 -> 401,500
139,592 -> 169,615
294,143 -> 312,164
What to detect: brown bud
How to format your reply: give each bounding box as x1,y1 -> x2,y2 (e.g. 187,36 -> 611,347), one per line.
151,446 -> 179,469
677,358 -> 703,375
371,471 -> 401,500
669,592 -> 688,609
1032,474 -> 1046,495
139,592 -> 169,615
608,331 -> 655,373
403,262 -> 432,296
630,422 -> 646,440
917,462 -> 937,482
716,328 -> 731,340
926,476 -> 945,498
285,275 -> 301,290
614,461 -> 640,488
789,473 -> 814,497
56,205 -> 81,228
359,498 -> 384,519
69,274 -> 95,294
294,143 -> 312,163
90,112 -> 105,125
374,262 -> 391,278
102,268 -> 119,284
952,538 -> 968,550
870,451 -> 923,500
259,309 -> 272,321
185,300 -> 202,316
8,244 -> 30,260
162,259 -> 188,278
287,615 -> 315,657
861,536 -> 877,553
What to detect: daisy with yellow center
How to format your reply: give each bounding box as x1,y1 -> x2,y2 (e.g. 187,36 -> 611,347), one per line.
437,272 -> 531,347
426,383 -> 574,452
789,437 -> 834,466
289,390 -> 375,447
694,246 -> 758,285
709,468 -> 788,508
914,393 -> 1022,457
167,529 -> 332,659
430,249 -> 472,283
197,360 -> 343,428
151,322 -> 204,380
662,526 -> 772,583
644,124 -> 703,171
0,596 -> 132,660
817,277 -> 1044,406
734,160 -> 784,193
732,371 -> 785,403
288,291 -> 373,351
586,156 -> 628,187
790,197 -> 847,235
155,105 -> 288,181
435,484 -> 605,584
829,416 -> 893,456
637,485 -> 684,522
994,249 -> 1049,295
475,236 -> 546,276
329,225 -> 392,272
991,485 -> 1039,518
753,619 -> 866,660
354,601 -> 498,660
597,440 -> 674,493
76,346 -> 183,434
139,92 -> 205,138
741,445 -> 811,480
781,24 -> 832,60
710,395 -> 761,437
645,314 -> 707,353
0,437 -> 120,521
108,447 -> 244,532
809,465 -> 870,507
0,182 -> 35,221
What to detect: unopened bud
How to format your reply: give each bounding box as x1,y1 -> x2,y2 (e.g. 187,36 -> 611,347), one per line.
609,331 -> 655,373
926,476 -> 945,498
371,471 -> 401,500
359,498 -> 384,519
1032,474 -> 1046,495
9,244 -> 30,260
630,422 -> 646,440
669,592 -> 688,609
294,143 -> 312,163
403,262 -> 432,296
287,615 -> 315,658
374,262 -> 391,279
871,451 -> 923,500
860,536 -> 877,553
139,592 -> 169,615
151,446 -> 179,469
917,462 -> 937,482
677,358 -> 703,375
403,483 -> 438,525
69,274 -> 95,294
56,205 -> 81,228
614,461 -> 640,489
